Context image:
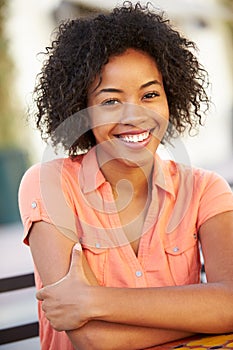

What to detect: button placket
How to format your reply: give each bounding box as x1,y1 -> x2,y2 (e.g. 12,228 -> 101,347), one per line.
135,270 -> 143,277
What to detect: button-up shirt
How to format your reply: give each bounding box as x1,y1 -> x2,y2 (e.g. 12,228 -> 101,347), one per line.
18,149 -> 233,350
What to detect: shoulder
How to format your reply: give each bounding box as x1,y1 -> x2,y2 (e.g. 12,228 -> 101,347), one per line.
164,158 -> 231,190
161,159 -> 233,229
19,155 -> 84,186
158,157 -> 232,205
18,157 -> 83,244
18,156 -> 85,211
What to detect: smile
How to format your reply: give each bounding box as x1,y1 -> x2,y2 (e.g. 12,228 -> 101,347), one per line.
117,130 -> 150,143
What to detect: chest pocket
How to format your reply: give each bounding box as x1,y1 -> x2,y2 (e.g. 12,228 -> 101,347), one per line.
164,232 -> 201,286
82,244 -> 107,286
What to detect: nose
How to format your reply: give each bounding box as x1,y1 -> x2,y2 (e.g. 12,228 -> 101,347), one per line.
120,103 -> 149,126
120,103 -> 169,140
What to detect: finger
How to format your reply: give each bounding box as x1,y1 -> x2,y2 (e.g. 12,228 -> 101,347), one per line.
69,242 -> 83,275
74,242 -> 82,252
36,289 -> 44,301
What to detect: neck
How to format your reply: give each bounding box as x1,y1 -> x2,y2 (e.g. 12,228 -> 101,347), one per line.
96,149 -> 154,198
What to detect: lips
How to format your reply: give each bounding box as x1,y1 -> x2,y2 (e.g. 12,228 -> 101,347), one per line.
118,130 -> 150,143
114,129 -> 152,149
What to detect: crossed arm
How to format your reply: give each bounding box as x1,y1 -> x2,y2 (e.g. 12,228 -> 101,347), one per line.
29,211 -> 233,349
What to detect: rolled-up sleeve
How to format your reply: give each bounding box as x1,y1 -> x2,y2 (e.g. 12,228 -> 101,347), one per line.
18,160 -> 78,245
197,171 -> 233,230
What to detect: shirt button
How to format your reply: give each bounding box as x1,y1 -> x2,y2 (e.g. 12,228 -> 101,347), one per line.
173,246 -> 179,252
31,201 -> 37,209
95,243 -> 101,248
135,270 -> 143,277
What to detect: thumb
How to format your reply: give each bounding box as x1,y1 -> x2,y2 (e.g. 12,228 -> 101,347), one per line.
36,287 -> 46,301
69,242 -> 83,275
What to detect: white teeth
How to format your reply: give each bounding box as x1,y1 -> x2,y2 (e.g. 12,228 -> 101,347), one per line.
119,131 -> 150,143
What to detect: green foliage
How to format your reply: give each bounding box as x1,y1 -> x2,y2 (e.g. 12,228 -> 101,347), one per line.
220,0 -> 233,32
0,0 -> 19,147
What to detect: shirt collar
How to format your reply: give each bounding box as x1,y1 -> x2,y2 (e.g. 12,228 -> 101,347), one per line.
79,147 -> 106,193
153,154 -> 176,198
79,148 -> 176,198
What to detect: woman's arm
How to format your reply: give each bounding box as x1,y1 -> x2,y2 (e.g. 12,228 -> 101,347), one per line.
37,211 -> 233,336
69,322 -> 192,350
88,211 -> 233,333
30,221 -> 192,350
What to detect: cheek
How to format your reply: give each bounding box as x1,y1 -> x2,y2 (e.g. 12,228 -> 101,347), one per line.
164,98 -> 170,118
158,98 -> 169,119
92,126 -> 109,143
89,106 -> 115,131
92,127 -> 100,143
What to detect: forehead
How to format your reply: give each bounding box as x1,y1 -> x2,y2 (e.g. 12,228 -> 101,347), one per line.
89,48 -> 162,92
105,48 -> 159,74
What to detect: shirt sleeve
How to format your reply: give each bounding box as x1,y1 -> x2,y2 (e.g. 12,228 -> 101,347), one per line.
18,160 -> 78,245
197,170 -> 233,229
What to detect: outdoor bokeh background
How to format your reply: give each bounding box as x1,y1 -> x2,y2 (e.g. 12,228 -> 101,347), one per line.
0,0 -> 232,349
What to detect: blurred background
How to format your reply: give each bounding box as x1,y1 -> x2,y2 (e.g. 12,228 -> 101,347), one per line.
0,0 -> 232,348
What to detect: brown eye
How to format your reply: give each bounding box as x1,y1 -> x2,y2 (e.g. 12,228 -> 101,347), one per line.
143,92 -> 160,99
101,98 -> 120,106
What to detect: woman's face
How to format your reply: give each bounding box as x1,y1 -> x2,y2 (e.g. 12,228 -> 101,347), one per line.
87,48 -> 169,168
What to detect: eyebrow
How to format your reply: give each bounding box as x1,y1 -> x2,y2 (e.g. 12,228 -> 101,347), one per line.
95,87 -> 124,96
94,80 -> 161,96
140,80 -> 161,89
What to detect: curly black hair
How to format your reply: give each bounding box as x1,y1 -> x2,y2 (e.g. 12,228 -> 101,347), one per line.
34,1 -> 209,156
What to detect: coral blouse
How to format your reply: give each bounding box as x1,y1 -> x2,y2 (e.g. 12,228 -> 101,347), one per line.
18,149 -> 233,350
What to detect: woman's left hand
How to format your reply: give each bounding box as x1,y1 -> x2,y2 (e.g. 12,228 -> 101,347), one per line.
36,243 -> 91,331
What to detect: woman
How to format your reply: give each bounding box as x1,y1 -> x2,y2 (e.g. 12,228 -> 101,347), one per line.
19,2 -> 233,349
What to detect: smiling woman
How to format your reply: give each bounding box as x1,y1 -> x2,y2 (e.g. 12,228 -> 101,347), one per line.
87,49 -> 169,173
88,49 -> 169,158
18,2 -> 233,350
32,2 -> 209,156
